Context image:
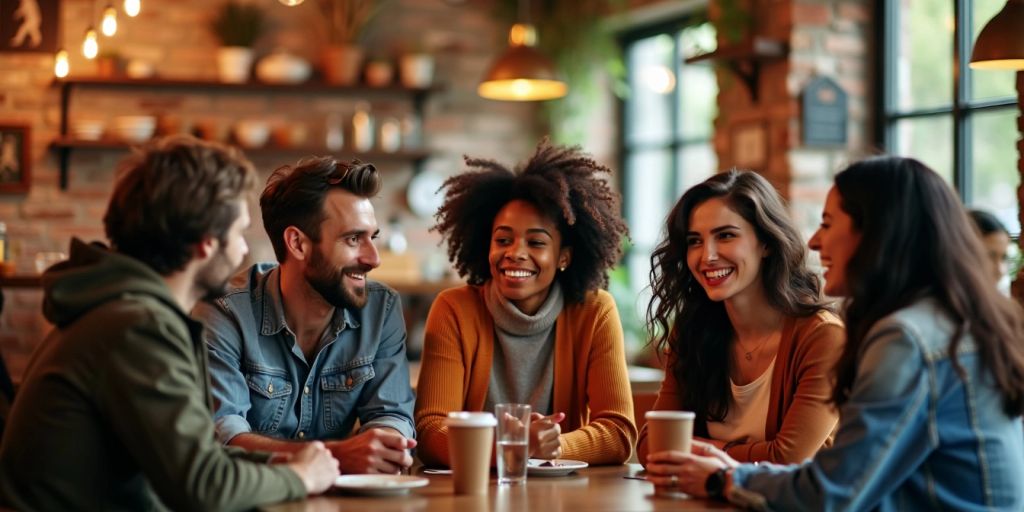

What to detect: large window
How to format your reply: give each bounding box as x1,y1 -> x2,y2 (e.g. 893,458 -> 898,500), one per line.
882,0 -> 1019,234
616,17 -> 718,351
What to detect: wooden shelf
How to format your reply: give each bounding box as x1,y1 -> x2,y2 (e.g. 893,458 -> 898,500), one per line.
49,138 -> 431,162
53,77 -> 438,98
686,37 -> 787,102
0,275 -> 42,289
53,77 -> 437,189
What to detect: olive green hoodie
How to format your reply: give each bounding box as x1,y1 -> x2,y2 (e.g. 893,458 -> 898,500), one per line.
0,239 -> 306,511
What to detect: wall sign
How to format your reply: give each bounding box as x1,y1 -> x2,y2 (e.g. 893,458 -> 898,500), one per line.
0,0 -> 60,53
0,124 -> 31,193
802,77 -> 848,147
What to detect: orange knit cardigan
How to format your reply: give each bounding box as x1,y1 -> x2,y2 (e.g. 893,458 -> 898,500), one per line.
414,285 -> 637,467
637,310 -> 844,464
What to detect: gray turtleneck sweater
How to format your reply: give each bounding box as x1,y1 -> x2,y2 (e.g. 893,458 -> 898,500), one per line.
482,281 -> 564,416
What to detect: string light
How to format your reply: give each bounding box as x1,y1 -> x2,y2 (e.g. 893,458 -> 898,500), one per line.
54,49 -> 69,78
101,4 -> 118,36
82,27 -> 99,59
123,0 -> 140,17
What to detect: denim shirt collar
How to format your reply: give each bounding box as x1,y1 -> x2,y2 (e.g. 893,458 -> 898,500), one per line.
257,266 -> 360,337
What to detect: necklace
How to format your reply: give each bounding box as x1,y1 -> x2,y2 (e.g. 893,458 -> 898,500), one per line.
736,331 -> 777,361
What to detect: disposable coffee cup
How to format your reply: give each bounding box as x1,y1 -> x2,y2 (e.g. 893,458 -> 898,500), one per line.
645,410 -> 696,498
446,412 -> 497,495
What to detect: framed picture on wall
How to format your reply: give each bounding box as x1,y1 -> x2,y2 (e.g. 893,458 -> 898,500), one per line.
0,0 -> 60,53
0,124 -> 31,193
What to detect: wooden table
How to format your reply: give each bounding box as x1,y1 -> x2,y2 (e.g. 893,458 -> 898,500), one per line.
262,464 -> 734,511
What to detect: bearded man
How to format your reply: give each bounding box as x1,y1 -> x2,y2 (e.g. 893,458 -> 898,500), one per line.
193,157 -> 416,475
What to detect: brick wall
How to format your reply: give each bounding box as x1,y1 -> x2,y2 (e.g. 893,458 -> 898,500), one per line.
0,0 -> 543,380
712,0 -> 874,244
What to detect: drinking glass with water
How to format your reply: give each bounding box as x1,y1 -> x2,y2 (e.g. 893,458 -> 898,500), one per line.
495,403 -> 531,485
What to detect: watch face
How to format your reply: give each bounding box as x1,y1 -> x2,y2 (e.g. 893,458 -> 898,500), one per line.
705,468 -> 727,498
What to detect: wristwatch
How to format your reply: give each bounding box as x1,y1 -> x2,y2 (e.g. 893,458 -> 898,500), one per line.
704,467 -> 729,500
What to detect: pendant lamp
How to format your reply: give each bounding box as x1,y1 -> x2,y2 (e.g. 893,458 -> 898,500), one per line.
970,0 -> 1024,70
478,2 -> 567,101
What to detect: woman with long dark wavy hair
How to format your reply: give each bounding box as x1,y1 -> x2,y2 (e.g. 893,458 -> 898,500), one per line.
637,169 -> 843,465
646,156 -> 1024,510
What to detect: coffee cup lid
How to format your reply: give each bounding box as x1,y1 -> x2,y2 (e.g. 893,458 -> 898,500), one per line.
446,412 -> 497,427
645,410 -> 696,420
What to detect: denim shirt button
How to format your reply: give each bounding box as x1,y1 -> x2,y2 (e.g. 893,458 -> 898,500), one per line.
304,385 -> 311,395
267,383 -> 274,393
346,377 -> 354,387
297,431 -> 305,439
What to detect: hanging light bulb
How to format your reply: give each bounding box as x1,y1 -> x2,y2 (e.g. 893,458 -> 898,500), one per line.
54,48 -> 70,78
123,0 -> 140,17
82,27 -> 99,59
278,0 -> 305,5
101,5 -> 118,36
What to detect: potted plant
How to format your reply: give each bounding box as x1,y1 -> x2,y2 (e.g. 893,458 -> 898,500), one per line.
316,0 -> 381,85
209,1 -> 267,83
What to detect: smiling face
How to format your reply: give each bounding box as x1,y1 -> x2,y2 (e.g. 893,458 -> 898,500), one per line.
685,197 -> 768,304
808,187 -> 862,297
304,189 -> 381,309
488,199 -> 572,315
980,230 -> 1011,286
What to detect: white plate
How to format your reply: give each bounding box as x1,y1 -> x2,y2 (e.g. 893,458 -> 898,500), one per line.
406,170 -> 446,218
527,458 -> 588,477
333,475 -> 429,496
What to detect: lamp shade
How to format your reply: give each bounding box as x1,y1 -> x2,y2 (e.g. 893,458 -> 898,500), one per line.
478,23 -> 567,101
970,0 -> 1024,70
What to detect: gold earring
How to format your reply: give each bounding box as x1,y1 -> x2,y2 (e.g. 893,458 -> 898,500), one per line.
559,266 -> 566,272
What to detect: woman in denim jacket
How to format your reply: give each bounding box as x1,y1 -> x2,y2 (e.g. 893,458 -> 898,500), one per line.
646,156 -> 1024,510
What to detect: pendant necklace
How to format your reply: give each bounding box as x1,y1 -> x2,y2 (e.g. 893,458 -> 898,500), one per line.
737,331 -> 776,361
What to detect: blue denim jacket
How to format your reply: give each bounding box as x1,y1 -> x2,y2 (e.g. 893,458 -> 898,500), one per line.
192,263 -> 416,444
729,298 -> 1024,511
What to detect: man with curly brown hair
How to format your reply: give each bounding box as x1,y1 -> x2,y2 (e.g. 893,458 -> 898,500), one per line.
415,139 -> 637,467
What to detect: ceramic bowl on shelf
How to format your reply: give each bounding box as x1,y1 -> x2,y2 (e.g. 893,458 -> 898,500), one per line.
70,119 -> 105,141
256,51 -> 312,84
112,115 -> 156,143
233,119 -> 270,149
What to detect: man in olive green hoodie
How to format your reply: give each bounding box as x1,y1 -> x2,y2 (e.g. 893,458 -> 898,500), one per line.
0,136 -> 339,511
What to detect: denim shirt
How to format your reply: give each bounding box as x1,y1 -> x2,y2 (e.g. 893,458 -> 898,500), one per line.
192,263 -> 416,444
730,298 -> 1024,511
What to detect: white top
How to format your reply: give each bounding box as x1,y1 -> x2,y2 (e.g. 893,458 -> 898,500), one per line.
707,358 -> 775,444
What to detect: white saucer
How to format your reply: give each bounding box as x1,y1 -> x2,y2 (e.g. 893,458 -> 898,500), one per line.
527,458 -> 588,477
333,475 -> 429,496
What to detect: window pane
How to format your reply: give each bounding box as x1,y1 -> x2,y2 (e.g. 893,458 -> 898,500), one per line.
677,23 -> 718,140
969,0 -> 1016,101
970,108 -> 1020,234
893,0 -> 953,111
676,144 -> 717,197
626,149 -> 673,247
893,116 -> 953,183
626,35 -> 676,146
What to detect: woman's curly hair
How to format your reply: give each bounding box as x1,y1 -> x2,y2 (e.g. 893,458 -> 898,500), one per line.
432,139 -> 629,304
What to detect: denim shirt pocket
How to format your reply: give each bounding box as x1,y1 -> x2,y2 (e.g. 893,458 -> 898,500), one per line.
245,370 -> 292,434
321,364 -> 376,432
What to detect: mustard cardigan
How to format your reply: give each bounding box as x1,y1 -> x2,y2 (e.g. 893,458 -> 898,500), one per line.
415,285 -> 637,467
637,310 -> 844,464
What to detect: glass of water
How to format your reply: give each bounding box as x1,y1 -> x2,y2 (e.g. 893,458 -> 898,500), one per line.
495,403 -> 531,485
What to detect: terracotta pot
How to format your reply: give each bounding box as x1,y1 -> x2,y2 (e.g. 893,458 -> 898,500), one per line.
321,45 -> 364,85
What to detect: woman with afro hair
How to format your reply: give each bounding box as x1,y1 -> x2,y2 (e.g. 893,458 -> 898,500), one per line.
414,140 -> 637,467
